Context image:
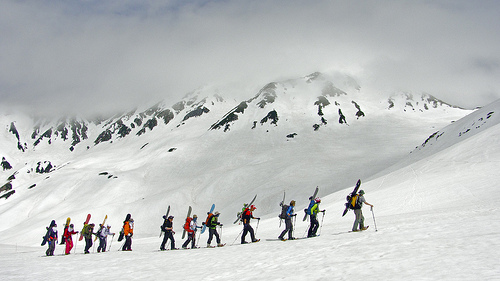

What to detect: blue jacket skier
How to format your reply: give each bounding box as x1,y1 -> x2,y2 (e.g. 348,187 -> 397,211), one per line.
278,200 -> 296,240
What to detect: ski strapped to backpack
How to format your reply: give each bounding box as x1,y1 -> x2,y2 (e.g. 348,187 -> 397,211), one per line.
303,187 -> 319,221
160,205 -> 171,238
79,214 -> 91,241
349,194 -> 362,210
278,191 -> 286,227
279,203 -> 289,219
234,194 -> 257,224
60,217 -> 71,245
201,204 -> 215,234
342,179 -> 361,217
94,215 -> 108,242
184,216 -> 193,231
181,206 -> 192,239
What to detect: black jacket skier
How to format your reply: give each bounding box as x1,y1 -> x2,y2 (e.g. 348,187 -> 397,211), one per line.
241,205 -> 260,244
160,216 -> 176,250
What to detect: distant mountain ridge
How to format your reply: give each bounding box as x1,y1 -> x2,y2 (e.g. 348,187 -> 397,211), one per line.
0,72 -> 471,214
4,72 -> 462,154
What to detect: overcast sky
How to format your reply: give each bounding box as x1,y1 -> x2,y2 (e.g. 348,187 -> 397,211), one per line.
1,0 -> 499,116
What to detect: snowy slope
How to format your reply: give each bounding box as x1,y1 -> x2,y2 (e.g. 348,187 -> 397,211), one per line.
0,73 -> 470,247
0,72 -> 471,245
0,99 -> 498,280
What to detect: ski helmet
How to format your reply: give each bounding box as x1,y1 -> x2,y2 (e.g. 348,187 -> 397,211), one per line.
315,198 -> 321,203
250,205 -> 256,210
359,190 -> 365,195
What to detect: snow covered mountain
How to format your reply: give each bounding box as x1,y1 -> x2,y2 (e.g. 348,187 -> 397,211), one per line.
0,72 -> 470,243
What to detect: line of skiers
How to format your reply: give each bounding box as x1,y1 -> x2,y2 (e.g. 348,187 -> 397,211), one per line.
42,214 -> 130,256
43,190 -> 373,255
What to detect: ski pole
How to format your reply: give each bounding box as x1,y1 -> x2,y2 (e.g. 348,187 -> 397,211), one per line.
231,228 -> 244,246
318,211 -> 326,235
108,234 -> 114,251
74,237 -> 78,254
255,218 -> 260,236
195,230 -> 201,248
303,225 -> 309,238
220,225 -> 223,242
371,206 -> 378,231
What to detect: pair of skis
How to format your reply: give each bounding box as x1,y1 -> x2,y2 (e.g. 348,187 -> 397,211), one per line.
159,206 -> 171,238
342,179 -> 361,217
303,186 -> 319,221
201,204 -> 216,234
233,194 -> 257,224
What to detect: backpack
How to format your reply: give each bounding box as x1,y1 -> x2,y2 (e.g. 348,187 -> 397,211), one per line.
118,228 -> 124,242
81,224 -> 89,236
205,213 -> 214,227
96,226 -> 103,237
184,217 -> 192,231
279,204 -> 289,219
347,194 -> 362,210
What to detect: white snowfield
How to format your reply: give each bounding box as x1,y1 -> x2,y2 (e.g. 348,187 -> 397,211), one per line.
1,98 -> 500,280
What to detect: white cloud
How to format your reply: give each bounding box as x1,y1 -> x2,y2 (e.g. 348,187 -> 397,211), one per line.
1,0 -> 499,116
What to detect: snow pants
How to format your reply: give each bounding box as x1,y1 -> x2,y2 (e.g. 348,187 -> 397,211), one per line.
352,209 -> 365,231
65,237 -> 73,254
122,235 -> 132,251
161,231 -> 175,250
308,215 -> 319,237
279,218 -> 293,239
84,237 -> 93,254
97,237 -> 107,252
241,224 -> 257,244
207,228 -> 221,246
182,232 -> 196,248
46,240 -> 56,256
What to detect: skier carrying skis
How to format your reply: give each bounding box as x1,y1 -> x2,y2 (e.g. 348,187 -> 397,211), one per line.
160,215 -> 176,250
82,223 -> 95,254
206,211 -> 223,247
63,224 -> 78,255
122,214 -> 133,251
278,200 -> 296,241
308,198 -> 325,237
352,190 -> 373,232
45,221 -> 58,256
97,225 -> 115,253
182,215 -> 202,249
241,205 -> 260,244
